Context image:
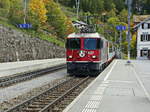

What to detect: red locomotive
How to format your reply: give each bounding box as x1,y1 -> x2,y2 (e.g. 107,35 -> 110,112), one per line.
66,21 -> 115,76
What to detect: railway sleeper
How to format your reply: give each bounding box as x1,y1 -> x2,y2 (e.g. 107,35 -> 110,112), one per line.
53,106 -> 65,110
60,102 -> 71,106
22,107 -> 41,112
28,104 -> 45,108
62,99 -> 74,103
63,98 -> 74,101
35,100 -> 50,103
46,97 -> 59,99
46,98 -> 58,101
33,102 -> 49,105
51,93 -> 63,96
51,110 -> 62,112
64,95 -> 75,98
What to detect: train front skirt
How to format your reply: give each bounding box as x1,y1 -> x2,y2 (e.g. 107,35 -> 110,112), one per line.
67,62 -> 102,76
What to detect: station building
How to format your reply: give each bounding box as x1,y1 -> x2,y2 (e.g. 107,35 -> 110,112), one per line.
134,15 -> 150,60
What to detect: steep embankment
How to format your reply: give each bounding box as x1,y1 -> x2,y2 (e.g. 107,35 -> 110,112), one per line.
0,24 -> 65,62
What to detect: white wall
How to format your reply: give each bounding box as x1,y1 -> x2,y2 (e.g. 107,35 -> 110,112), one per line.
137,20 -> 150,59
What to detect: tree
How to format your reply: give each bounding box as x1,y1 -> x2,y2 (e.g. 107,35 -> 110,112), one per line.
107,3 -> 117,18
8,0 -> 24,24
113,0 -> 125,13
80,0 -> 104,14
45,0 -> 74,38
103,0 -> 113,11
119,9 -> 128,23
144,0 -> 150,14
29,0 -> 47,28
130,34 -> 136,58
0,0 -> 10,17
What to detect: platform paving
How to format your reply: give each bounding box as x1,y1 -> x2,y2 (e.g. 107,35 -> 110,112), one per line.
0,58 -> 65,78
64,60 -> 150,112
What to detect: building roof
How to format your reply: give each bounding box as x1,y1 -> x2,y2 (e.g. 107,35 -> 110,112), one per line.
133,15 -> 150,23
134,15 -> 150,29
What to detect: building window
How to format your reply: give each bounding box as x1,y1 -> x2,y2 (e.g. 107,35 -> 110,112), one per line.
149,35 -> 150,41
141,35 -> 144,41
141,50 -> 148,57
141,34 -> 150,41
148,23 -> 150,29
142,24 -> 144,29
142,23 -> 150,29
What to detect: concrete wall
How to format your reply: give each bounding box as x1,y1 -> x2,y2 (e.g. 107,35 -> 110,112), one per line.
0,24 -> 65,62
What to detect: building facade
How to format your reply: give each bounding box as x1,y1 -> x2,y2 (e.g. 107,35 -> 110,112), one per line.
135,17 -> 150,60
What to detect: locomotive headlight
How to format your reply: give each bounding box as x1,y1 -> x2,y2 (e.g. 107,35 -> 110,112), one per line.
68,55 -> 73,59
92,55 -> 97,59
79,50 -> 85,57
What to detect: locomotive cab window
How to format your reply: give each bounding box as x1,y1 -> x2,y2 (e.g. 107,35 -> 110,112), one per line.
97,39 -> 103,49
84,38 -> 97,50
66,38 -> 80,50
84,38 -> 102,50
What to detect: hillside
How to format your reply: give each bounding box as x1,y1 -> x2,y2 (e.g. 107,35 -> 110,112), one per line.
0,0 -> 75,47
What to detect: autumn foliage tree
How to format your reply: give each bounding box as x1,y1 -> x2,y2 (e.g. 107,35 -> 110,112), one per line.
29,0 -> 47,29
28,0 -> 74,37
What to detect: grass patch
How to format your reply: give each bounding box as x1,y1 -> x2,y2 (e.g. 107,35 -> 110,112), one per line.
37,32 -> 65,47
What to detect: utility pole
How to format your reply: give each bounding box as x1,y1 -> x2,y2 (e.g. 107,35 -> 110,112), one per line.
127,0 -> 132,63
23,0 -> 27,24
76,0 -> 80,19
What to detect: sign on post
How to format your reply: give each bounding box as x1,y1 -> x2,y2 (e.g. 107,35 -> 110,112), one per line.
116,25 -> 126,31
18,24 -> 32,29
116,25 -> 126,59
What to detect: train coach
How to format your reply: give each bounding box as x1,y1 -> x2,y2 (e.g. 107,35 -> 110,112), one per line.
66,32 -> 116,76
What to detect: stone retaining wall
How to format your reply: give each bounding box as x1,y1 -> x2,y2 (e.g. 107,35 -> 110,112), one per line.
0,24 -> 65,62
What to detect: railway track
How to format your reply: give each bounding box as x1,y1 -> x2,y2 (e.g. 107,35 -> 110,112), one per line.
5,76 -> 94,112
0,64 -> 66,87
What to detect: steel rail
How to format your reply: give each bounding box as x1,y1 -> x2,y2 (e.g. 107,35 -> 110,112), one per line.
5,77 -> 74,112
40,76 -> 89,112
0,64 -> 66,87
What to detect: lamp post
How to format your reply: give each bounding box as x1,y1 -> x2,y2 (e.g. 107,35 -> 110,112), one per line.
23,0 -> 27,24
76,0 -> 80,19
127,0 -> 132,63
120,31 -> 122,58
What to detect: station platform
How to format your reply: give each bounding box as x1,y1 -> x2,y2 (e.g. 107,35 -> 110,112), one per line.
0,58 -> 65,78
64,60 -> 150,112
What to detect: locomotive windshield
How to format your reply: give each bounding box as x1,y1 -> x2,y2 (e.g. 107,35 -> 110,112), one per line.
84,38 -> 100,50
66,38 -> 80,50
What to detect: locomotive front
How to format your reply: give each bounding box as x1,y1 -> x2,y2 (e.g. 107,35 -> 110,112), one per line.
66,33 -> 103,76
